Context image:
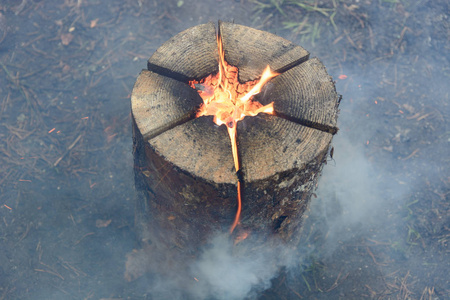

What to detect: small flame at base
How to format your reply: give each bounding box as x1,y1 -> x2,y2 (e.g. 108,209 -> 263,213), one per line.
230,180 -> 242,234
227,125 -> 242,234
189,33 -> 278,234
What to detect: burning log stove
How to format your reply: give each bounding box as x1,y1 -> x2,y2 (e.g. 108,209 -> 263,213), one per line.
129,21 -> 339,279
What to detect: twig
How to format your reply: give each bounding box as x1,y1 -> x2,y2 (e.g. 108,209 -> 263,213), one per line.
288,286 -> 303,298
366,246 -> 387,266
326,271 -> 349,292
401,149 -> 420,160
53,134 -> 82,167
73,232 -> 94,246
58,257 -> 87,277
34,268 -> 64,280
35,261 -> 64,280
16,223 -> 31,244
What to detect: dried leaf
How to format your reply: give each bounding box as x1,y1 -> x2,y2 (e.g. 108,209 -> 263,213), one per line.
402,103 -> 415,113
95,219 -> 112,228
90,18 -> 99,28
61,33 -> 73,46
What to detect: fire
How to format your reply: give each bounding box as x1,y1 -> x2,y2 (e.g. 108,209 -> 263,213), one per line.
234,230 -> 249,245
189,33 -> 278,234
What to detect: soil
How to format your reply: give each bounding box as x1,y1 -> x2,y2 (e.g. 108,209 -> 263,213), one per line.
0,0 -> 448,299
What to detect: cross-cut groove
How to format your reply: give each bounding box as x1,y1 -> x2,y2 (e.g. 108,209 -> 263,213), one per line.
143,109 -> 199,142
147,62 -> 193,83
217,20 -> 223,42
218,21 -> 310,83
274,111 -> 338,135
274,54 -> 310,75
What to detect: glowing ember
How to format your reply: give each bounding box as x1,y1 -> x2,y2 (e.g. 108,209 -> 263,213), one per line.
189,34 -> 279,234
234,230 -> 250,245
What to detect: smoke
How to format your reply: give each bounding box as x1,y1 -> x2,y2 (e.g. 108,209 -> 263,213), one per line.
178,136 -> 385,300
133,115 -> 392,300
128,231 -> 300,300
314,136 -> 381,233
134,129 -> 391,300
189,233 -> 280,300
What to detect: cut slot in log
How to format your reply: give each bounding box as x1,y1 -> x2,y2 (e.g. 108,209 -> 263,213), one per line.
131,21 -> 339,263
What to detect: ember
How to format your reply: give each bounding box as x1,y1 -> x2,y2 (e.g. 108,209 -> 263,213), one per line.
189,33 -> 279,233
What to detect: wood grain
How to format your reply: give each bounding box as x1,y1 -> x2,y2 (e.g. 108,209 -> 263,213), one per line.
237,115 -> 332,182
149,116 -> 236,184
219,21 -> 310,82
256,58 -> 339,133
147,22 -> 218,81
131,70 -> 202,140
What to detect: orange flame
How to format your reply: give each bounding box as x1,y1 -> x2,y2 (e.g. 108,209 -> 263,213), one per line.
189,33 -> 278,234
234,230 -> 249,245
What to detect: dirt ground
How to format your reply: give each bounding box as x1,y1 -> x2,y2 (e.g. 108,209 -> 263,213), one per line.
0,0 -> 448,299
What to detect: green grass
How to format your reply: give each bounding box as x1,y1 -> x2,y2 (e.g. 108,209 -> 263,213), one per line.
406,225 -> 422,246
251,0 -> 338,45
402,198 -> 425,249
301,256 -> 325,292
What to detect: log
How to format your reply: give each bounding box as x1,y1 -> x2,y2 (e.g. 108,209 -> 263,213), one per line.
130,22 -> 339,268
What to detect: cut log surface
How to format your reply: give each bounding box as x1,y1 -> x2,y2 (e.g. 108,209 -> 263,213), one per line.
237,116 -> 332,182
150,116 -> 236,184
219,21 -> 310,82
132,70 -> 203,141
147,22 -> 218,81
131,22 -> 340,259
256,57 -> 339,134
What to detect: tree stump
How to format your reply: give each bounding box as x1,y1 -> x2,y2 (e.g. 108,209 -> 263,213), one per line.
131,22 -> 339,267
